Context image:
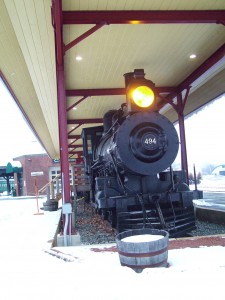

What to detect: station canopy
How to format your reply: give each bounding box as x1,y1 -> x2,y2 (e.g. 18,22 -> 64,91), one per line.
0,162 -> 22,177
0,0 -> 225,160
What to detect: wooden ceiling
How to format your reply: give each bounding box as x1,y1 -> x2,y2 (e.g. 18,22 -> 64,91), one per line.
0,0 -> 225,160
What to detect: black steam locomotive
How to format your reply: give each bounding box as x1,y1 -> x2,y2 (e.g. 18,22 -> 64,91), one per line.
82,70 -> 199,237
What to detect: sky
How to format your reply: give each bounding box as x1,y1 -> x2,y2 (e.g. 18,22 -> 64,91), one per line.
0,197 -> 225,300
0,76 -> 225,169
183,94 -> 225,169
0,78 -> 45,165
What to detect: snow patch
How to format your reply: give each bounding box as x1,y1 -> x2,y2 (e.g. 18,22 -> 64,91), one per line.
121,234 -> 164,243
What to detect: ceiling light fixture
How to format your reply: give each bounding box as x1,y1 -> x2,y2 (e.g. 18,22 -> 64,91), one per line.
190,54 -> 197,59
75,55 -> 83,61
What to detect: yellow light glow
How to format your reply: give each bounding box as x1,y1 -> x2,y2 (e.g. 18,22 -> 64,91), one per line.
129,20 -> 141,24
131,86 -> 154,108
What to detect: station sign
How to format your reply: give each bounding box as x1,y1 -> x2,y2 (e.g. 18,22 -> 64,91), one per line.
31,171 -> 44,177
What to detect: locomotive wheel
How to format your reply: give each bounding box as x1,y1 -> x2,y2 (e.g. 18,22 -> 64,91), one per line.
100,208 -> 108,220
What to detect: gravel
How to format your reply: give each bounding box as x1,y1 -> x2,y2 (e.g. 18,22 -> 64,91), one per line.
75,200 -> 117,245
190,220 -> 225,236
75,200 -> 225,245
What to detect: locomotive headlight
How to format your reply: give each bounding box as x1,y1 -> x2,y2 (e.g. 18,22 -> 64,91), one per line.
124,69 -> 156,112
131,86 -> 155,108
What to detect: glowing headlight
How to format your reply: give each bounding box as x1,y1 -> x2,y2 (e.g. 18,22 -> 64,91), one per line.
131,86 -> 154,108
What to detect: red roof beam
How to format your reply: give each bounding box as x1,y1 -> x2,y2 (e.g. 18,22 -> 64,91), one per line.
68,144 -> 83,149
68,139 -> 78,146
162,42 -> 225,107
67,96 -> 87,111
62,10 -> 225,25
68,119 -> 102,124
69,151 -> 83,155
68,135 -> 80,139
177,42 -> 225,93
66,87 -> 176,97
68,124 -> 81,135
64,22 -> 106,51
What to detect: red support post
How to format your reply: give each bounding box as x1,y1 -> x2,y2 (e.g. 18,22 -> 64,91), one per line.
177,93 -> 189,183
56,65 -> 71,203
53,0 -> 71,204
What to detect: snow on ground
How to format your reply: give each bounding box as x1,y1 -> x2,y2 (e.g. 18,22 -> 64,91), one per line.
0,194 -> 225,299
197,175 -> 225,191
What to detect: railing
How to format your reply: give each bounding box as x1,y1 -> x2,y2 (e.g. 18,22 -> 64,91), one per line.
38,173 -> 61,201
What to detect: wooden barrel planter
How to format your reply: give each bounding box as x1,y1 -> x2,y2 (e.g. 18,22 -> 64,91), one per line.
116,228 -> 169,273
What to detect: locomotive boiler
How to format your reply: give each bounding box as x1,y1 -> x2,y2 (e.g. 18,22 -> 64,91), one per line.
82,69 -> 198,237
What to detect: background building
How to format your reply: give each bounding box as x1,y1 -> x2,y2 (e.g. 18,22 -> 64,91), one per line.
14,154 -> 56,196
212,165 -> 225,176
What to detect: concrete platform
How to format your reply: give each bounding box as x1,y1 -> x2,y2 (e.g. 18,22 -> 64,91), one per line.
195,206 -> 225,225
56,232 -> 81,246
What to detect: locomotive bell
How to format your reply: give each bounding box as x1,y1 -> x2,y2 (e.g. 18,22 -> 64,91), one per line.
124,69 -> 156,112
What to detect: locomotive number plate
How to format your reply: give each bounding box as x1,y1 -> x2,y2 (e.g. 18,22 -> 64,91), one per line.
142,133 -> 158,150
144,137 -> 157,145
